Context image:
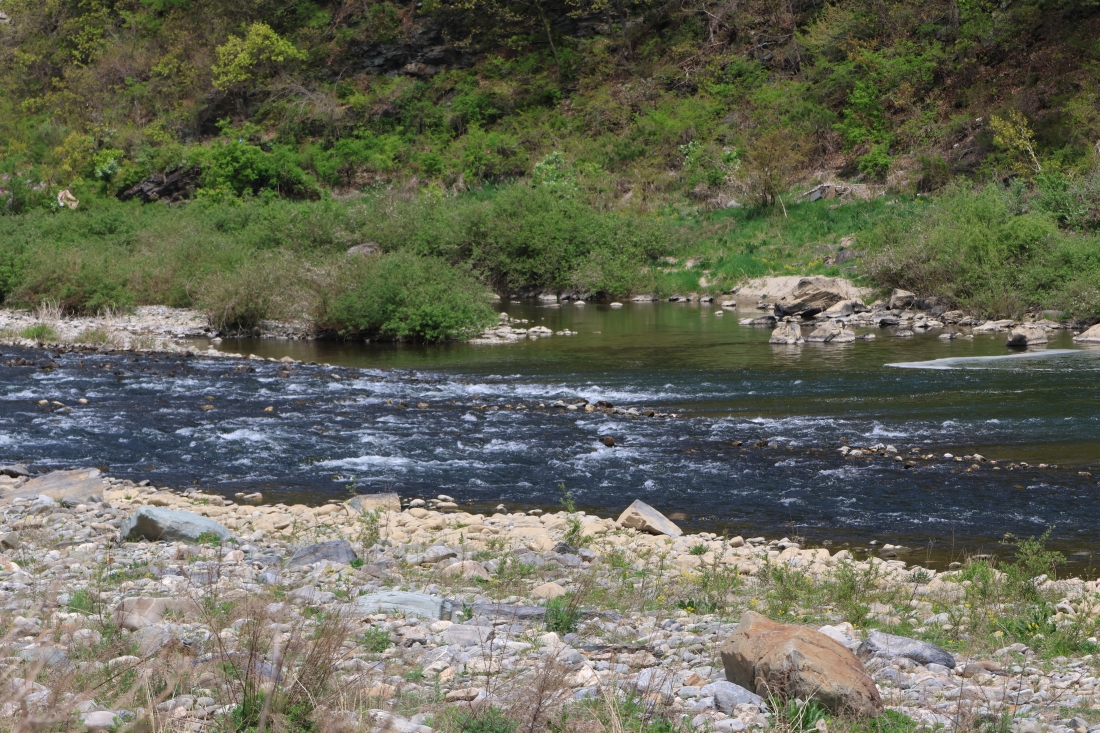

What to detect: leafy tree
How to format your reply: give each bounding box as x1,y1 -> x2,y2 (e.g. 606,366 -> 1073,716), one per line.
212,22 -> 305,92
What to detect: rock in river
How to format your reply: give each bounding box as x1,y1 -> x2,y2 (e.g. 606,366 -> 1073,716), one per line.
720,611 -> 883,716
805,320 -> 855,343
119,507 -> 232,543
1006,324 -> 1048,348
769,321 -> 803,345
1074,323 -> 1100,343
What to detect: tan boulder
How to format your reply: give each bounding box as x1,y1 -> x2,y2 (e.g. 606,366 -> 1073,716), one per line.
719,611 -> 882,717
348,493 -> 400,514
113,597 -> 202,631
617,500 -> 682,537
1074,323 -> 1100,344
532,582 -> 567,600
7,468 -> 103,503
440,560 -> 490,580
1006,324 -> 1048,348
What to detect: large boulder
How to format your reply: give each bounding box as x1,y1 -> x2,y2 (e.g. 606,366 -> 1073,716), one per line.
117,165 -> 199,204
617,500 -> 683,537
1006,325 -> 1048,348
719,611 -> 883,716
887,289 -> 915,311
856,631 -> 955,668
7,468 -> 103,504
773,278 -> 851,317
288,539 -> 357,568
1074,323 -> 1100,343
347,492 -> 401,514
119,507 -> 232,543
769,321 -> 803,345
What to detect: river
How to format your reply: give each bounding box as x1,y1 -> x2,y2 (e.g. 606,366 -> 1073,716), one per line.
3,301 -> 1099,568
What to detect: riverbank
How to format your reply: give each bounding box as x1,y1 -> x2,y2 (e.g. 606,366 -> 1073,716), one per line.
2,470 -> 1100,733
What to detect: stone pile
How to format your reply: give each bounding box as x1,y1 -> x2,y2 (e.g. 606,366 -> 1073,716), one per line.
1,471 -> 1099,733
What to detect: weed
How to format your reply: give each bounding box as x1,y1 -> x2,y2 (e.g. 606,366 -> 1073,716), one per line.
19,323 -> 57,341
545,595 -> 582,635
194,532 -> 222,546
360,626 -> 392,653
433,706 -> 518,733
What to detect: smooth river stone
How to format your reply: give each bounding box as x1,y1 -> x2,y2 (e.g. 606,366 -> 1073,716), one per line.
119,507 -> 232,543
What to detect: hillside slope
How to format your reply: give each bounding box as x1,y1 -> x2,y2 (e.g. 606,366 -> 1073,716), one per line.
3,0 -> 1100,202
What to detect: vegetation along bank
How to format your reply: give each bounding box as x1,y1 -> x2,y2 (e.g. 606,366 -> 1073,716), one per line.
6,0 -> 1100,339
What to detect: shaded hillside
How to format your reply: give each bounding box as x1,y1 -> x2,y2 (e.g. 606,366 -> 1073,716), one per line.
3,0 -> 1100,206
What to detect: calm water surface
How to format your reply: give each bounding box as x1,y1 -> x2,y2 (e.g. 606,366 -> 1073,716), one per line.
3,302 -> 1100,566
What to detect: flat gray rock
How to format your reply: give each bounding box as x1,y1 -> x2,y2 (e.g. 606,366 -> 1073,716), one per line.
354,591 -> 448,620
634,667 -> 677,696
288,539 -> 357,568
406,545 -> 457,565
8,468 -> 103,504
857,630 -> 956,668
443,624 -> 495,647
288,586 -> 337,605
119,507 -> 231,543
617,500 -> 683,537
348,492 -> 400,514
700,681 -> 764,712
471,601 -> 546,619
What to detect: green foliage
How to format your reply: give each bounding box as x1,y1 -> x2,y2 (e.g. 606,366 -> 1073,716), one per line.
20,323 -> 57,341
433,706 -> 517,733
360,626 -> 392,653
212,22 -> 306,91
865,179 -> 1100,318
194,532 -> 222,546
544,595 -> 582,634
319,251 -> 495,341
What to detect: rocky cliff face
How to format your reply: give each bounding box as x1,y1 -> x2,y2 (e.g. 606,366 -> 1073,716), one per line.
345,18 -> 476,77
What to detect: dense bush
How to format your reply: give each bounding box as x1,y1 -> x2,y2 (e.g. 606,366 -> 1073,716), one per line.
865,180 -> 1100,318
317,251 -> 496,341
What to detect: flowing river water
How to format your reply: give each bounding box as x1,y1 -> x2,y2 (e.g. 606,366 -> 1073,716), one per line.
3,302 -> 1100,568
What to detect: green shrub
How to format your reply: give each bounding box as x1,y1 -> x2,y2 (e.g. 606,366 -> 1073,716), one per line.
360,626 -> 392,653
318,251 -> 495,341
20,323 -> 57,341
433,706 -> 517,733
544,595 -> 582,634
196,249 -> 311,331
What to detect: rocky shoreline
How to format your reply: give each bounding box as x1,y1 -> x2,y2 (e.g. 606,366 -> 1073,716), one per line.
4,277 -> 1100,353
2,468 -> 1100,733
